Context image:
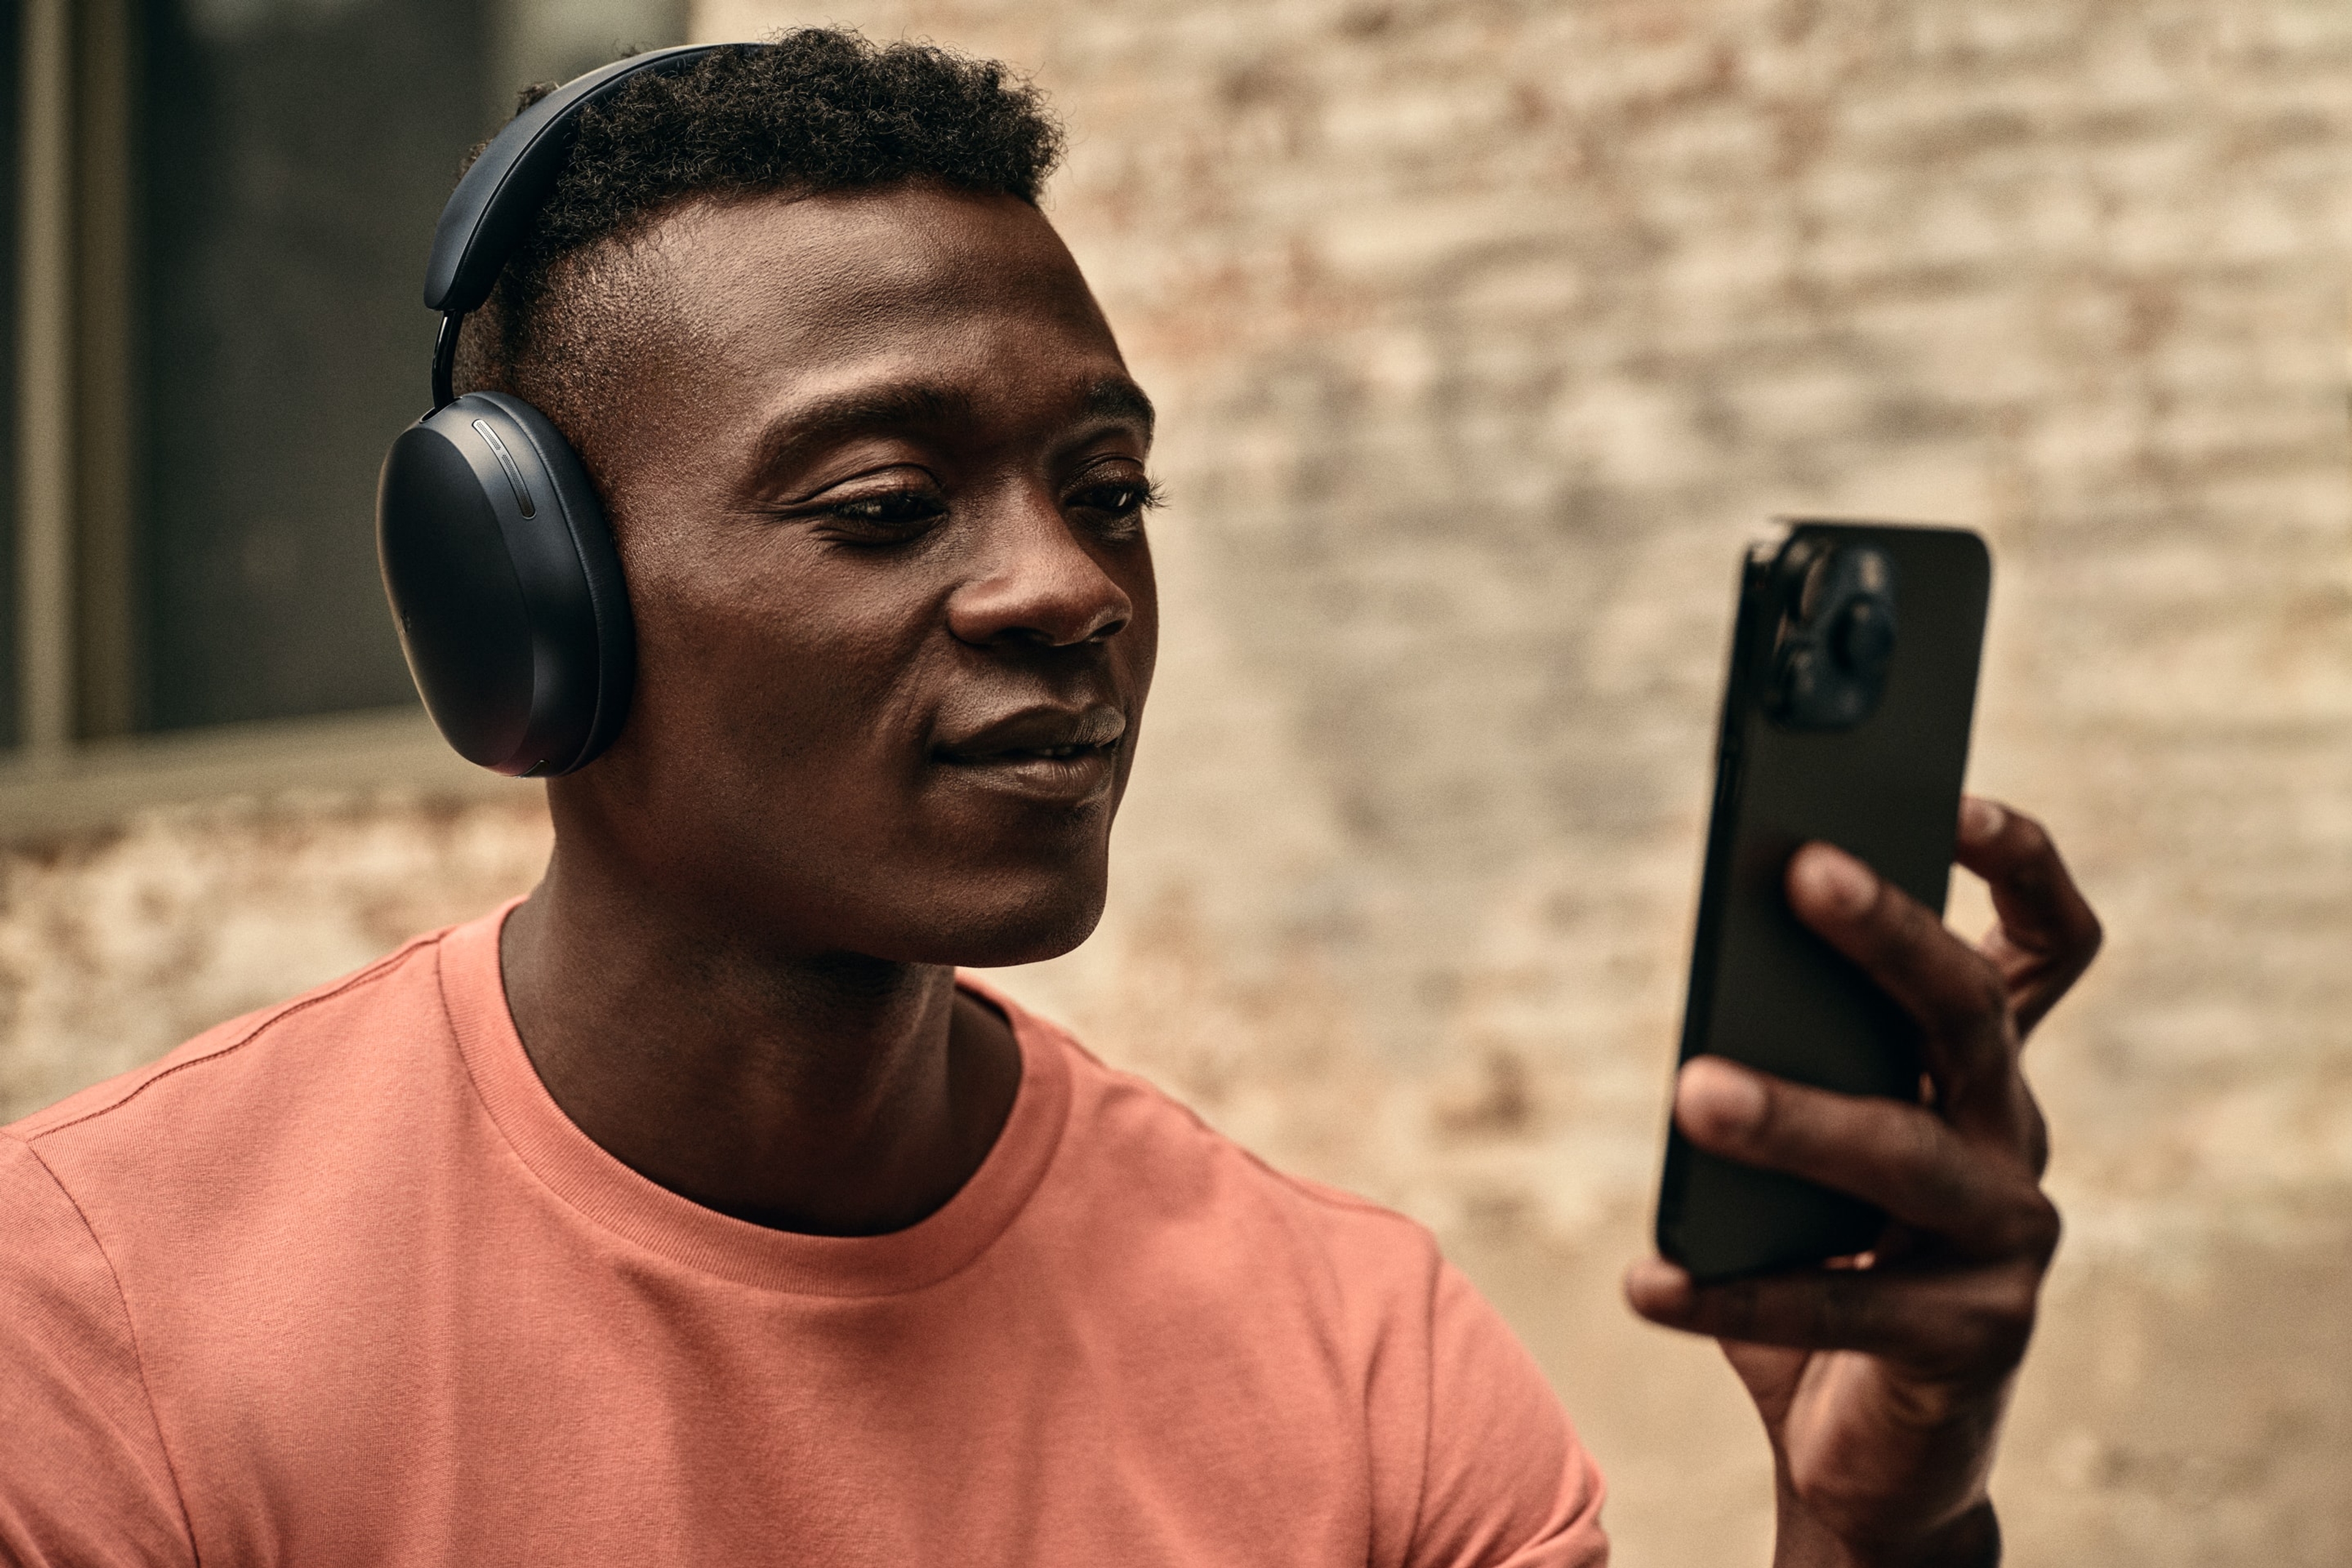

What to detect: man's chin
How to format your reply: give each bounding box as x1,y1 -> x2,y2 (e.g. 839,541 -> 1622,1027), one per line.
906,885 -> 1110,971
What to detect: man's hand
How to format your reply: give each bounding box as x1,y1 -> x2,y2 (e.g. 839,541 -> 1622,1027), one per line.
1625,796 -> 2102,1567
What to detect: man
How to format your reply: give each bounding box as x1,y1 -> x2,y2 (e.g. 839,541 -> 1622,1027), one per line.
0,32 -> 2098,1566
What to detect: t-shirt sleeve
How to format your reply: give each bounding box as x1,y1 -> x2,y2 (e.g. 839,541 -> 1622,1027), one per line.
0,1133 -> 195,1568
1406,1259 -> 1608,1568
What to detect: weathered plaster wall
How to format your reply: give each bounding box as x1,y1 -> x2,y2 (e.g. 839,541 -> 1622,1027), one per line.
6,2 -> 2350,1561
0,794 -> 551,1121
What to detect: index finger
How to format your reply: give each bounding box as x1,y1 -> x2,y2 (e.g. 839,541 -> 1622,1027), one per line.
1785,845 -> 2022,1145
1956,796 -> 2102,1037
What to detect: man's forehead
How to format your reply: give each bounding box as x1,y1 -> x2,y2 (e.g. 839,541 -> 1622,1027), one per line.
645,183 -> 1087,320
612,186 -> 1115,396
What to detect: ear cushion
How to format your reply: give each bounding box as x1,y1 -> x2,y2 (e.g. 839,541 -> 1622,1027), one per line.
376,391 -> 635,775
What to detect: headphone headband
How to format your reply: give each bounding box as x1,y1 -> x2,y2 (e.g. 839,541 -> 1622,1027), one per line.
424,43 -> 729,317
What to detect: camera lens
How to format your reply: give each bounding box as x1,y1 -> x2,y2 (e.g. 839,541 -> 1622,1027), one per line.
1831,598 -> 1894,675
1771,644 -> 1820,712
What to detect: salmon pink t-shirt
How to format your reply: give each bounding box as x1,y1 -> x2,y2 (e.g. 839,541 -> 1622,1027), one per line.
0,905 -> 1606,1566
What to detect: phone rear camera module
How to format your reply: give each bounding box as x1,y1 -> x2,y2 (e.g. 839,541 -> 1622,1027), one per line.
1766,543 -> 1899,732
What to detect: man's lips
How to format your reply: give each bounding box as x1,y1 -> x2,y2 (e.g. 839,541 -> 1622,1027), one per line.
933,703 -> 1126,763
932,704 -> 1126,803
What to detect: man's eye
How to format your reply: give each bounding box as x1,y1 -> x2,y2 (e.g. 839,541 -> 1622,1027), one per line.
826,491 -> 946,532
1069,478 -> 1163,529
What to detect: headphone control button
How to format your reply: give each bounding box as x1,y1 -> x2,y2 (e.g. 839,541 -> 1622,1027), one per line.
471,418 -> 537,518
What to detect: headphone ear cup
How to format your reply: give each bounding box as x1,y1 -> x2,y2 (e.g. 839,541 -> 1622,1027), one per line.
377,391 -> 635,776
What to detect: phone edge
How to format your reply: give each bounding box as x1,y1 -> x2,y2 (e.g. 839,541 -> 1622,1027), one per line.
1654,541 -> 1778,1265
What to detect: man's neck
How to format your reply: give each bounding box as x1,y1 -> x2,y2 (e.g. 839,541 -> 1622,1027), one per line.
496,847 -> 1023,1238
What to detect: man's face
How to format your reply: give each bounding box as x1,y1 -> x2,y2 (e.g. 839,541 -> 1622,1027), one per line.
559,182 -> 1159,967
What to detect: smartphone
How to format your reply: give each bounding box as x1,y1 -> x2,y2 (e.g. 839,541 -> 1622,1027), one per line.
1654,519 -> 1991,1282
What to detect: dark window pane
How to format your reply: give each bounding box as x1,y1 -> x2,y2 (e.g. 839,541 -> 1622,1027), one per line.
139,0 -> 489,729
135,0 -> 683,733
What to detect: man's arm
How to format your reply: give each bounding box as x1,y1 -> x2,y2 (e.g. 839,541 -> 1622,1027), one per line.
1626,796 -> 2101,1567
0,1134 -> 195,1568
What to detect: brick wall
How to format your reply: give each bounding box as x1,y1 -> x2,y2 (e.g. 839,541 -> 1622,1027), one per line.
6,1 -> 2348,1559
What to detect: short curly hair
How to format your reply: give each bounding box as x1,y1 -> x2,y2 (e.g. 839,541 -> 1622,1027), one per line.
454,29 -> 1065,414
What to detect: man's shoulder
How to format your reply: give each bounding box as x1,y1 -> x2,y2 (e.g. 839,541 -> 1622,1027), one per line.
989,990 -> 1605,1567
987,986 -> 1446,1306
5,921 -> 462,1161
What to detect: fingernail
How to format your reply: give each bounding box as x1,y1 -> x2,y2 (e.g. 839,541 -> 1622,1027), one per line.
1960,796 -> 2005,845
1795,843 -> 1875,917
1680,1058 -> 1767,1134
1623,1257 -> 1695,1316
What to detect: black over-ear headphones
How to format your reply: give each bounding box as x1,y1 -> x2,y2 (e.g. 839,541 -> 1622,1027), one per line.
376,43 -> 731,777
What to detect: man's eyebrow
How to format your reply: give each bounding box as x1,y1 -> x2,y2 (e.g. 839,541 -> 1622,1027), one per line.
748,375 -> 1156,481
752,380 -> 973,470
750,384 -> 976,477
1079,377 -> 1156,439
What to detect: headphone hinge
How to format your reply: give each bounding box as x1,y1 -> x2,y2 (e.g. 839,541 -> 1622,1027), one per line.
430,312 -> 462,410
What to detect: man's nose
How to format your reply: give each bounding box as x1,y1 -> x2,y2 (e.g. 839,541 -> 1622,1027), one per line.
945,491 -> 1133,649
